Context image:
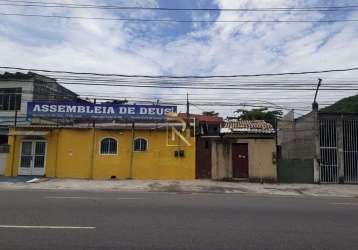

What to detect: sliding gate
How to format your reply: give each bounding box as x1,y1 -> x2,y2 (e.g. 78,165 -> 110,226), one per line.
320,118 -> 358,183
319,119 -> 338,183
343,120 -> 358,183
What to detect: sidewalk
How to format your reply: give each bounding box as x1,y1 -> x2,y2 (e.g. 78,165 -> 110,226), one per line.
0,177 -> 358,198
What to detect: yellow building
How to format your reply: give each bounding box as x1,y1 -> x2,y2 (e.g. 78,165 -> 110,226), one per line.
5,124 -> 196,180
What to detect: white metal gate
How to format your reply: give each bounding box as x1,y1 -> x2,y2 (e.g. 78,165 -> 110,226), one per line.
319,119 -> 338,183
343,120 -> 358,183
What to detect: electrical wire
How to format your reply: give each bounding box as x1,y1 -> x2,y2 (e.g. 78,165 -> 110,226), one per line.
0,12 -> 358,23
1,0 -> 358,12
2,66 -> 358,78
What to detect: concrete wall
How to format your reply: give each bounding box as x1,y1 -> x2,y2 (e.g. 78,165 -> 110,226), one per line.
212,138 -> 277,182
5,127 -> 196,180
277,159 -> 314,183
278,112 -> 316,160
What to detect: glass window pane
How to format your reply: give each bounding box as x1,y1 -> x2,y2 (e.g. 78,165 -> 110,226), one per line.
34,156 -> 45,168
35,142 -> 46,155
9,95 -> 15,110
141,139 -> 147,151
15,94 -> 21,110
21,142 -> 32,155
109,139 -> 117,154
3,95 -> 9,110
0,95 -> 4,110
134,138 -> 147,152
101,138 -> 117,154
21,156 -> 32,168
0,88 -> 22,111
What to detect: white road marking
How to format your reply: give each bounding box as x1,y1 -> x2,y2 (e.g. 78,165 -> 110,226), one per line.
45,196 -> 142,200
117,198 -> 142,200
46,196 -> 95,199
0,225 -> 95,229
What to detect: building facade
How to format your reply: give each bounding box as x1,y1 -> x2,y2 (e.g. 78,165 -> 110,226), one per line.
5,124 -> 196,180
278,109 -> 358,184
211,120 -> 277,182
0,72 -> 79,127
0,72 -> 79,175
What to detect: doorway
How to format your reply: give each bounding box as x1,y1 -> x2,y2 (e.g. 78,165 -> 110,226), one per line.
232,143 -> 249,178
19,140 -> 47,176
196,139 -> 212,179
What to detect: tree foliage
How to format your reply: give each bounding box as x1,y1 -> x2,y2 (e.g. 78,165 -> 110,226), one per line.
202,111 -> 219,116
320,94 -> 358,113
235,108 -> 282,125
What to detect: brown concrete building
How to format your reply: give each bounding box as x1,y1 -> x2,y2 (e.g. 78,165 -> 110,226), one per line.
178,113 -> 224,179
211,120 -> 277,182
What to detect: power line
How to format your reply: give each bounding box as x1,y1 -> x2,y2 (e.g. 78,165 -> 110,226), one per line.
1,0 -> 358,12
0,12 -> 358,23
2,66 -> 358,78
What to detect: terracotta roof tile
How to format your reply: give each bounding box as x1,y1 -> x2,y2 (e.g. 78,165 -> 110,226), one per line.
221,120 -> 275,134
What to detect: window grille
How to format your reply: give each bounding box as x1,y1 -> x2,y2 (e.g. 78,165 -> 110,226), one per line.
133,138 -> 148,152
100,138 -> 117,155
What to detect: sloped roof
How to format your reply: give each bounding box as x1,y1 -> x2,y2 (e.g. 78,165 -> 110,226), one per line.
0,72 -> 54,81
178,113 -> 223,124
221,120 -> 275,134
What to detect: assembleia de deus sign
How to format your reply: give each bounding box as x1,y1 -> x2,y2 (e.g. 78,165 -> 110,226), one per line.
27,102 -> 177,120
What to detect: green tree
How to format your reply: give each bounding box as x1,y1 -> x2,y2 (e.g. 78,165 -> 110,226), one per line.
202,111 -> 219,116
235,108 -> 282,125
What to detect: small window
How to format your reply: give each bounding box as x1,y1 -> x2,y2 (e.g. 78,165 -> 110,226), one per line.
100,138 -> 117,155
133,138 -> 148,152
0,88 -> 21,111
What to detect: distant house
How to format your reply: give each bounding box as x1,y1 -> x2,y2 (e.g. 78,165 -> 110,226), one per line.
0,72 -> 80,175
211,120 -> 277,182
0,72 -> 79,128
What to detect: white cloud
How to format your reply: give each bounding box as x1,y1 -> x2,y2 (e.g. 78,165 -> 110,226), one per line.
1,0 -> 358,115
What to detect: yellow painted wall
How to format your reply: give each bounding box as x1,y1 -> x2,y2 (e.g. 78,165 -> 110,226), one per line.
211,138 -> 277,181
241,139 -> 277,180
5,127 -> 196,180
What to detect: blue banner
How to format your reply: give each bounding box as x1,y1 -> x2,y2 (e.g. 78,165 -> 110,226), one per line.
27,102 -> 177,121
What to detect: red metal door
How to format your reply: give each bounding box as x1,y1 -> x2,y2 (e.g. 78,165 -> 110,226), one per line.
232,143 -> 249,178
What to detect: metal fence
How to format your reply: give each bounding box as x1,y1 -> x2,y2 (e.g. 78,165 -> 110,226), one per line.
319,119 -> 338,183
343,120 -> 358,183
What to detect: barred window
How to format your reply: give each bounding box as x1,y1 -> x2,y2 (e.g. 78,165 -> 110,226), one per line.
100,138 -> 117,155
133,138 -> 148,152
0,88 -> 21,111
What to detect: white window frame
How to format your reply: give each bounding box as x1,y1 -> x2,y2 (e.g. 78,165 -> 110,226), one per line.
99,137 -> 118,155
133,137 -> 148,152
19,139 -> 47,176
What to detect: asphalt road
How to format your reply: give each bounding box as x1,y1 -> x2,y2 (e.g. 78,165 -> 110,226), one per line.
0,190 -> 357,250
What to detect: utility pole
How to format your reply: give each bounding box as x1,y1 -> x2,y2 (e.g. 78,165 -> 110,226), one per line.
312,78 -> 322,111
313,78 -> 322,183
129,121 -> 135,179
90,98 -> 96,179
186,93 -> 190,126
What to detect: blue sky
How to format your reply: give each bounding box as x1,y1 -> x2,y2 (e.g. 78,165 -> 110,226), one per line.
1,0 -> 358,115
